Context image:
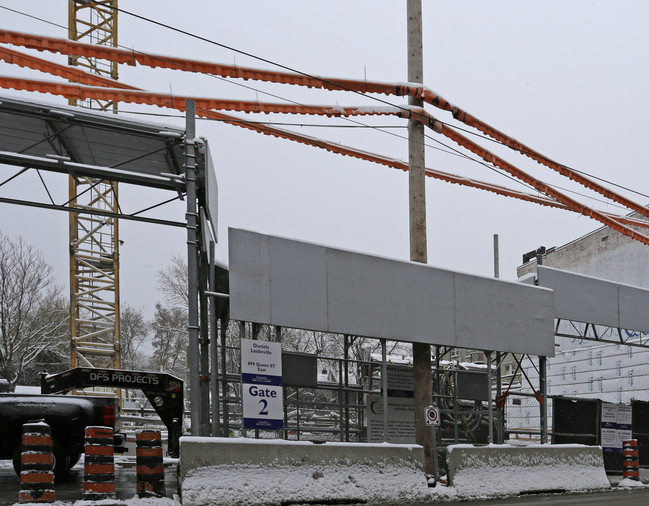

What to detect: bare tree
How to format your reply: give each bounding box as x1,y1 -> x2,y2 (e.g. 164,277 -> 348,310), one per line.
120,304 -> 149,370
0,233 -> 68,389
20,295 -> 69,384
149,302 -> 187,380
157,253 -> 188,308
151,255 -> 189,380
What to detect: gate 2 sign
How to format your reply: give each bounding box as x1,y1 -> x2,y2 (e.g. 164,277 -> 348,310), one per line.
241,338 -> 283,430
425,406 -> 440,426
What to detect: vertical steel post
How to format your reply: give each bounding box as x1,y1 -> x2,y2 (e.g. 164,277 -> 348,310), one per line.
344,335 -> 350,442
536,249 -> 548,443
408,0 -> 433,476
199,253 -> 210,436
539,356 -> 547,443
220,316 -> 230,436
496,352 -> 503,443
493,234 -> 500,279
239,321 -> 247,438
185,100 -> 201,435
430,425 -> 439,483
381,339 -> 389,441
209,242 -> 221,437
487,351 -> 494,443
338,359 -> 344,442
493,234 -> 503,443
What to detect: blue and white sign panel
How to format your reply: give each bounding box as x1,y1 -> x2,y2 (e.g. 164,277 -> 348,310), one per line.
601,403 -> 632,455
241,338 -> 283,430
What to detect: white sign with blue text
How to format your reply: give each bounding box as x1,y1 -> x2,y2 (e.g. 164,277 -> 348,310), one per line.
241,338 -> 283,430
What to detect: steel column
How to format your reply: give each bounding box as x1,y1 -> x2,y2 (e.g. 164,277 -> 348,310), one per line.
209,242 -> 221,437
185,99 -> 201,434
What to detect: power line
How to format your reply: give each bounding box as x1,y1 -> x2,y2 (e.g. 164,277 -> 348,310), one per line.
0,4 -> 436,153
440,120 -> 649,201
104,4 -> 649,204
424,133 -> 629,212
1,3 -> 645,207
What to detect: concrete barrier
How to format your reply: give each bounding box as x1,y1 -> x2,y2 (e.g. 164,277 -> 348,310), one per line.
448,444 -> 610,497
179,437 -> 429,506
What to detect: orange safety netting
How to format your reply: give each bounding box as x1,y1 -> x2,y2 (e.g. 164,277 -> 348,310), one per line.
1,45 -> 648,243
2,28 -> 647,220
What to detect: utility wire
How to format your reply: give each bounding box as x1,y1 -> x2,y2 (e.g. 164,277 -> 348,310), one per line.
424,133 -> 630,212
1,3 -> 644,207
105,4 -> 649,204
0,4 -> 429,151
439,120 -> 649,201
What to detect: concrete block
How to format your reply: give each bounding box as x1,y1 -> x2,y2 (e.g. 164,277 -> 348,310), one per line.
448,444 -> 610,497
179,437 -> 429,506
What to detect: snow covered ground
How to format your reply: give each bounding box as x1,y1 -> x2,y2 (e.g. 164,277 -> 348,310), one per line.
178,440 -> 635,505
180,460 -> 646,505
2,445 -> 647,505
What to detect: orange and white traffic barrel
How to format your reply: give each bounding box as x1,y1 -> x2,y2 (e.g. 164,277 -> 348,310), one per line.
136,429 -> 166,498
623,439 -> 640,481
83,426 -> 116,501
19,420 -> 55,503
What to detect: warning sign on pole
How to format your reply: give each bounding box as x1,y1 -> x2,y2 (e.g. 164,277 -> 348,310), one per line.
425,406 -> 440,426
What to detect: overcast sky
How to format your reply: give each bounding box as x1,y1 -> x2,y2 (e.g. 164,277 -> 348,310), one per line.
1,1 -> 649,318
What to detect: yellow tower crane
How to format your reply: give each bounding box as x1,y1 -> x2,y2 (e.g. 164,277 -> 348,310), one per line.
67,1 -> 121,376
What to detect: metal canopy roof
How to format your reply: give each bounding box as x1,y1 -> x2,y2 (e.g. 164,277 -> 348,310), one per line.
0,94 -> 185,190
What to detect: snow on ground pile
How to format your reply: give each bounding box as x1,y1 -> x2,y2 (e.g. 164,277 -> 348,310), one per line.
447,443 -> 610,499
181,460 -> 431,506
617,477 -> 646,488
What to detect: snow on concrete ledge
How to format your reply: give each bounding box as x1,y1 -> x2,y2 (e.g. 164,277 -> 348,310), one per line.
447,443 -> 610,498
179,437 -> 430,506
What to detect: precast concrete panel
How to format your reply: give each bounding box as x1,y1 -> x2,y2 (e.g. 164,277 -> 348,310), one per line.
537,266 -> 649,333
325,248 -> 456,341
619,284 -> 649,331
229,229 -> 555,356
229,230 -> 272,323
454,274 -> 553,354
269,235 -> 328,331
537,266 -> 619,326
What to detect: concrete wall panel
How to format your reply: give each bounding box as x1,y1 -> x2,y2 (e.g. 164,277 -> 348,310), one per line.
269,235 -> 328,331
538,266 -> 619,326
230,228 -> 555,356
229,229 -> 272,323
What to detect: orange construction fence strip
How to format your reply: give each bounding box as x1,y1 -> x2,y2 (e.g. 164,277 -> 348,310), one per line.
433,98 -> 649,219
2,29 -> 646,221
0,73 -> 647,235
0,75 -> 399,117
0,29 -> 403,93
412,109 -> 649,247
0,46 -> 135,90
0,46 -> 137,90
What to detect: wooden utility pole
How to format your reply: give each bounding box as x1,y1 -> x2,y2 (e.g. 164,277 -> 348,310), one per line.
408,0 -> 434,476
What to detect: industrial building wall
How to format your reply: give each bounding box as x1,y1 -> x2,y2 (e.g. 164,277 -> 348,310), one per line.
517,222 -> 649,287
513,220 -> 649,432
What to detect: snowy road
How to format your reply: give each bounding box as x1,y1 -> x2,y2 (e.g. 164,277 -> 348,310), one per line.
472,487 -> 649,505
0,457 -> 178,505
2,457 -> 649,505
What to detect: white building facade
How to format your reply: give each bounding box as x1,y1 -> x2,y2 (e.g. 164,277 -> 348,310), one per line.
509,220 -> 649,435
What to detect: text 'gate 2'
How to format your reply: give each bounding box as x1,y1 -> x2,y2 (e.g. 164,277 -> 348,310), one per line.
241,338 -> 283,430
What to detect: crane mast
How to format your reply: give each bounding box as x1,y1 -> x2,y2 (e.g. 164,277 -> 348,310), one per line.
67,1 -> 121,376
